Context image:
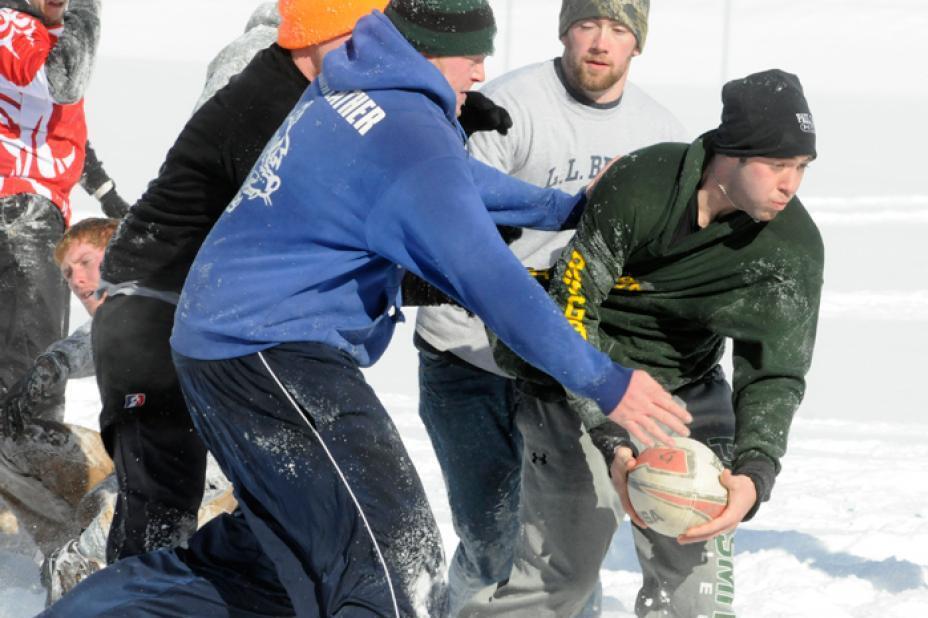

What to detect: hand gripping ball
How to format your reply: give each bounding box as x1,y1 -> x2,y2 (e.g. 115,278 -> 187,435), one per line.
627,437 -> 729,537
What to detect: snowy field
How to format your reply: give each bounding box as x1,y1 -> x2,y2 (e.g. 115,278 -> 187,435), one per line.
2,1 -> 928,616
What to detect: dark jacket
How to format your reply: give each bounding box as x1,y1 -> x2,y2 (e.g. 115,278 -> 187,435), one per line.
171,12 -> 629,416
502,138 -> 824,509
100,43 -> 309,293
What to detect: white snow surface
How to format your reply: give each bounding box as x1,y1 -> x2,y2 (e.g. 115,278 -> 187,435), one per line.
3,1 -> 928,616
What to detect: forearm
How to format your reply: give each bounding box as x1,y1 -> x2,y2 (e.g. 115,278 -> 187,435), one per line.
370,162 -> 631,412
468,157 -> 584,231
45,0 -> 101,103
730,374 -> 805,519
43,322 -> 94,379
80,141 -> 129,217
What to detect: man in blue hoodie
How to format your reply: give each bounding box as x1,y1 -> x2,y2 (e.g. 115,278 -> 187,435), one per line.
44,2 -> 690,616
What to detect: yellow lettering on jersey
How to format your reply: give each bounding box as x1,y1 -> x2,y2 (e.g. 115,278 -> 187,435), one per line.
614,275 -> 642,291
562,250 -> 588,339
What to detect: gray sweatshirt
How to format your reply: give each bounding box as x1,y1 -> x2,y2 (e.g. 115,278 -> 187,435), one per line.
415,59 -> 687,375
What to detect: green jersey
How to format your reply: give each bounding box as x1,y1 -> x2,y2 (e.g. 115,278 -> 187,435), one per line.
516,138 -> 823,477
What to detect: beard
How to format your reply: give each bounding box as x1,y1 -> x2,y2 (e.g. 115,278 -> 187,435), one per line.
563,52 -> 628,95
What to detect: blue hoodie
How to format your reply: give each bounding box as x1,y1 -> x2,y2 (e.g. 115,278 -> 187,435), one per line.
171,11 -> 631,414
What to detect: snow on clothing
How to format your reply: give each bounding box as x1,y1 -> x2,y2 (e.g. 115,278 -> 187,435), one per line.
0,193 -> 69,393
92,34 -> 309,563
52,10 -> 609,616
462,367 -> 738,618
91,293 -> 208,562
412,57 -> 686,615
193,1 -> 279,112
0,0 -> 99,393
484,137 -> 821,614
416,58 -> 687,376
0,320 -> 92,427
100,43 -> 308,297
45,342 -> 447,617
536,138 -> 824,494
172,15 -> 629,416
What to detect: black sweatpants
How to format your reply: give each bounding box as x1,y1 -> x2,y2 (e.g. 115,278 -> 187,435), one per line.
91,293 -> 207,562
45,342 -> 447,617
0,194 -> 69,393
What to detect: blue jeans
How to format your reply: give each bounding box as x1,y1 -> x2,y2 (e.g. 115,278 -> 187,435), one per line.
417,343 -> 522,615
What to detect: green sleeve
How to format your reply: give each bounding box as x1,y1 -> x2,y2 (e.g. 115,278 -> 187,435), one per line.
731,247 -> 824,477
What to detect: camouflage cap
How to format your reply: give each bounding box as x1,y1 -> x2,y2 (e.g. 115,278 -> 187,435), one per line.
558,0 -> 650,51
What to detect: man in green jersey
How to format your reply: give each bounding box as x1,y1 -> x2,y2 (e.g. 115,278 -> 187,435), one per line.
481,69 -> 822,617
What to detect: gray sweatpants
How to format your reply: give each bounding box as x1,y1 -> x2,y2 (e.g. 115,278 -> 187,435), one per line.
459,392 -> 622,617
462,368 -> 737,618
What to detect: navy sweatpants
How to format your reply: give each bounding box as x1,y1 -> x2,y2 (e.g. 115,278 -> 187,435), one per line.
45,342 -> 446,617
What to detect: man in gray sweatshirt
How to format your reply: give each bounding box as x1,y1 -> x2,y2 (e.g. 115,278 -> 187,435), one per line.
414,1 -> 686,615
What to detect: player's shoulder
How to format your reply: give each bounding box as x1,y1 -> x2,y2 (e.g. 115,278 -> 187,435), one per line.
777,197 -> 825,262
480,59 -> 556,98
621,81 -> 687,135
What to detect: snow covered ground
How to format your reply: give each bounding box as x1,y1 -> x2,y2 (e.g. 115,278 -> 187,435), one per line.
3,1 -> 928,616
2,375 -> 927,617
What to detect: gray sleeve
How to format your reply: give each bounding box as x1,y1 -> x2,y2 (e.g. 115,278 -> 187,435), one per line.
44,0 -> 101,104
44,321 -> 94,379
193,4 -> 280,112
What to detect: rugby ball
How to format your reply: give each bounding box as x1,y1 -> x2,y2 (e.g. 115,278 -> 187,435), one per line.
627,437 -> 729,537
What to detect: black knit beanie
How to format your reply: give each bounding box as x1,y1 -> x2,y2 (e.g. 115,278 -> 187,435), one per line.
710,69 -> 817,160
385,0 -> 496,57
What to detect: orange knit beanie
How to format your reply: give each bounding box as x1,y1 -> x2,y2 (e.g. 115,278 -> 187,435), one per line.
278,0 -> 389,49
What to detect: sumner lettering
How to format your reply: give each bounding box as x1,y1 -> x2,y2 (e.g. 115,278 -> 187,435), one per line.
319,79 -> 386,136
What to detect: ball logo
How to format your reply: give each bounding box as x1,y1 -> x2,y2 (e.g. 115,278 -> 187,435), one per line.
124,393 -> 147,409
637,447 -> 690,475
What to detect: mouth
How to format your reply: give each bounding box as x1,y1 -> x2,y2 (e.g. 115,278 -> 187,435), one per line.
583,57 -> 612,70
80,290 -> 94,301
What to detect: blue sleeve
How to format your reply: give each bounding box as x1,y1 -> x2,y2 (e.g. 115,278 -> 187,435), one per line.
467,156 -> 585,231
367,155 -> 631,413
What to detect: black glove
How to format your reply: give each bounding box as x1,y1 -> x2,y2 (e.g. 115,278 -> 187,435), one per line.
401,272 -> 461,308
82,141 -> 131,218
100,188 -> 130,218
588,422 -> 637,472
0,353 -> 67,439
459,91 -> 513,138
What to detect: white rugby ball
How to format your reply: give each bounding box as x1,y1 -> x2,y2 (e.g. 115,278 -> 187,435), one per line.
627,437 -> 729,537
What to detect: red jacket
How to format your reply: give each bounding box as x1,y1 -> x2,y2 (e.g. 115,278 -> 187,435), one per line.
0,7 -> 87,225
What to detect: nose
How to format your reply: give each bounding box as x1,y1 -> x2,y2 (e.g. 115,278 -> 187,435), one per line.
590,24 -> 608,50
70,266 -> 90,289
779,167 -> 803,197
472,60 -> 486,84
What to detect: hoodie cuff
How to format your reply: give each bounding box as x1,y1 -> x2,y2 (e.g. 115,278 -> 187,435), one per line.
559,191 -> 587,230
733,454 -> 777,521
584,362 -> 632,417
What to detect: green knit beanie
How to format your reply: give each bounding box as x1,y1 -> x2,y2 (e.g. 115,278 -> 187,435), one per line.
558,0 -> 650,51
385,0 -> 496,57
